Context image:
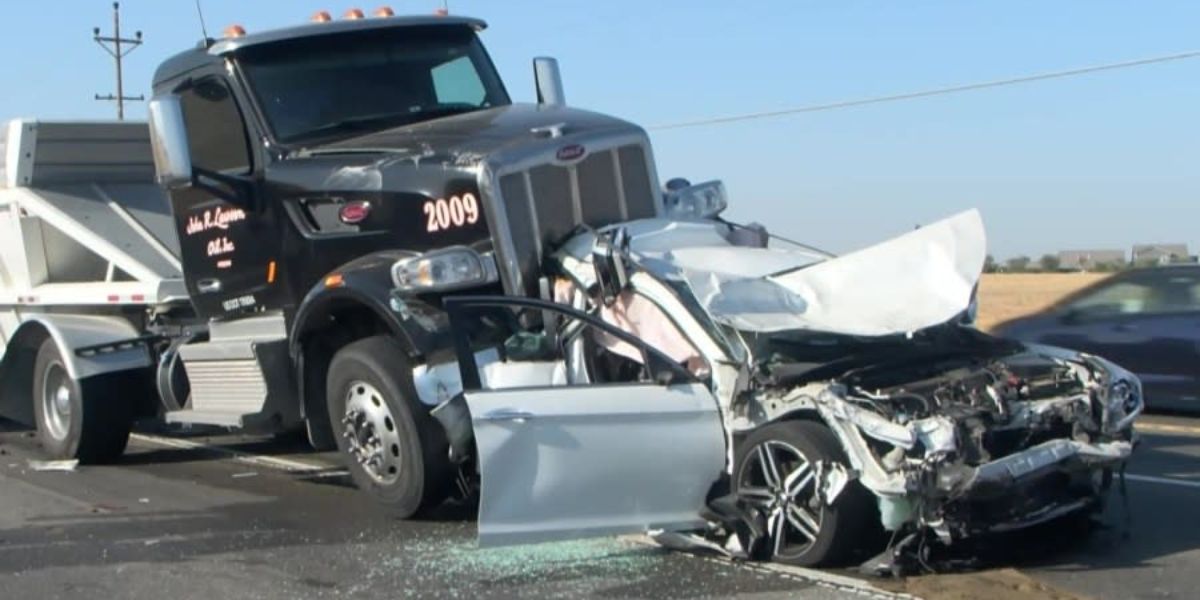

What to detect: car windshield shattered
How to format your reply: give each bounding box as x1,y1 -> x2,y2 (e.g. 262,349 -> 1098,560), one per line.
238,26 -> 510,145
428,204 -> 1142,574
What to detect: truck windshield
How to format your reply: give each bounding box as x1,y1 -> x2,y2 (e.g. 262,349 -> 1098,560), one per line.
237,26 -> 510,145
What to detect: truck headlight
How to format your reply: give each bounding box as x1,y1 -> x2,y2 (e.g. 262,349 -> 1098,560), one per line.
663,180 -> 729,220
391,247 -> 498,293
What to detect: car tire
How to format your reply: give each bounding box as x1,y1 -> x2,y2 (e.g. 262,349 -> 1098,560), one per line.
326,336 -> 452,518
32,338 -> 133,464
735,420 -> 877,567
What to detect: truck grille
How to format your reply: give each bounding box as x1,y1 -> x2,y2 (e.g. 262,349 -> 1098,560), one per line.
493,143 -> 658,296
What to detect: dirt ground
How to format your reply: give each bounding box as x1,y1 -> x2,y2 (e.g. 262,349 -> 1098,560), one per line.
976,273 -> 1110,332
877,568 -> 1090,600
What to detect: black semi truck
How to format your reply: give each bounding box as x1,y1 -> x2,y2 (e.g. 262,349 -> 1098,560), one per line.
0,13 -> 666,516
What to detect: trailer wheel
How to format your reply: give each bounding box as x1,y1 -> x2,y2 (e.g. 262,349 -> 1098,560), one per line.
32,338 -> 132,464
735,420 -> 877,567
326,336 -> 451,518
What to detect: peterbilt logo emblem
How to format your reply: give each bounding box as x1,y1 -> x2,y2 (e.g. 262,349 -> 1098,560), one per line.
556,144 -> 587,162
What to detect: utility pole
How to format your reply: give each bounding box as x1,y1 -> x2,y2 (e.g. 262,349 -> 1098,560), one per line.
93,2 -> 143,121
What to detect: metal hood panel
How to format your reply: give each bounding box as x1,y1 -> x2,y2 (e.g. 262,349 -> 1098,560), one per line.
749,209 -> 987,335
311,104 -> 641,163
558,210 -> 987,337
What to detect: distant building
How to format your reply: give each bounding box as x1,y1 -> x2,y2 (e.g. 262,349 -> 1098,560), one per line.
1132,243 -> 1190,266
1057,249 -> 1126,272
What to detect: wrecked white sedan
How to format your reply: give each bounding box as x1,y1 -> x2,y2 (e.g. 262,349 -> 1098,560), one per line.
428,201 -> 1141,570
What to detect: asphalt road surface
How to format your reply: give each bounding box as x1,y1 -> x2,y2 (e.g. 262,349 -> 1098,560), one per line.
1,414 -> 1197,600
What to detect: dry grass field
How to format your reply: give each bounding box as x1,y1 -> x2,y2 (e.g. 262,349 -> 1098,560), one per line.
976,273 -> 1110,332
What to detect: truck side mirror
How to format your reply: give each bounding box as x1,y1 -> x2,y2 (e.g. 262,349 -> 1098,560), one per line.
533,57 -> 566,107
147,95 -> 194,189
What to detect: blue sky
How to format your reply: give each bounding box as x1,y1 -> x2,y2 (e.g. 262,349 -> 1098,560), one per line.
5,1 -> 1198,259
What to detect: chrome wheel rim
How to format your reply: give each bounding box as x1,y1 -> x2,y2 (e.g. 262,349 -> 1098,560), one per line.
341,381 -> 403,485
737,440 -> 823,560
41,362 -> 72,441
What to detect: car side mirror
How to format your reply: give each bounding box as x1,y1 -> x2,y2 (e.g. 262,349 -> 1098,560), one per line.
663,180 -> 729,220
147,95 -> 194,190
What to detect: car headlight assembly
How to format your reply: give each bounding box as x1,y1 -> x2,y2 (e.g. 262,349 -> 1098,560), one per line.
1102,376 -> 1143,434
391,247 -> 498,293
1109,380 -> 1142,416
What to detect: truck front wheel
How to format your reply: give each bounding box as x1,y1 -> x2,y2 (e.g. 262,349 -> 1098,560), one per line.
326,336 -> 451,518
32,338 -> 132,464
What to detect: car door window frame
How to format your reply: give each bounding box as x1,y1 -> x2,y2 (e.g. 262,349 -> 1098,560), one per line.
445,295 -> 698,392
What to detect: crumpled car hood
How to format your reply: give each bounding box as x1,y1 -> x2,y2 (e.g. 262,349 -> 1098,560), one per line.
558,209 -> 987,337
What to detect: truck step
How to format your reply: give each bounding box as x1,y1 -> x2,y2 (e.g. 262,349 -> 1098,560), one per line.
174,314 -> 299,432
164,408 -> 255,428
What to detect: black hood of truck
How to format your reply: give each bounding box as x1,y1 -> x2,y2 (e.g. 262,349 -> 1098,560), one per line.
263,102 -> 652,299
266,103 -> 646,195
295,103 -> 640,167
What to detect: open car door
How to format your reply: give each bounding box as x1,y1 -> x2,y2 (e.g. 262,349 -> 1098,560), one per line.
446,296 -> 726,547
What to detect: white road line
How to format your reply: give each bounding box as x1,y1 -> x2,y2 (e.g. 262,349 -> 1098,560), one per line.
1125,473 -> 1200,490
0,528 -> 292,553
1137,422 -> 1200,437
0,469 -> 117,513
622,535 -> 916,600
128,433 -> 344,475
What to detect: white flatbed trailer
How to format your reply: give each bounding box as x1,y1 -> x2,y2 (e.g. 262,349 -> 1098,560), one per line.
0,119 -> 190,440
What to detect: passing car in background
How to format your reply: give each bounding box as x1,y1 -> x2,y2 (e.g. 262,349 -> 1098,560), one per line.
993,265 -> 1200,410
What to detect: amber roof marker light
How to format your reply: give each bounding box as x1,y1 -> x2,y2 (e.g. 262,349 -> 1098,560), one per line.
374,6 -> 395,17
222,24 -> 246,38
311,10 -> 333,23
343,8 -> 366,20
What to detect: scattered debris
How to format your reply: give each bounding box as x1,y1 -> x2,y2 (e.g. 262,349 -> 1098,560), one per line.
27,459 -> 78,472
650,531 -> 734,558
377,538 -> 660,585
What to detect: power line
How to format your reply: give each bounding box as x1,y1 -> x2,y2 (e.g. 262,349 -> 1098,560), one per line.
650,50 -> 1200,131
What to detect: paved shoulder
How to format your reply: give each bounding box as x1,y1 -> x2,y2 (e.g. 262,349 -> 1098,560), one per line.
0,427 -> 879,599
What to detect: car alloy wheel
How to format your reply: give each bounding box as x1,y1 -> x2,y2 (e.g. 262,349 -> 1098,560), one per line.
738,439 -> 824,560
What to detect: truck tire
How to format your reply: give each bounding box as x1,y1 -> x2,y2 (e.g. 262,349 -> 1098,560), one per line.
32,338 -> 133,464
735,420 -> 877,567
326,336 -> 451,518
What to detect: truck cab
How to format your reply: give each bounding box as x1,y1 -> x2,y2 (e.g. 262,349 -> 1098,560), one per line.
150,15 -> 659,316
0,12 -> 666,517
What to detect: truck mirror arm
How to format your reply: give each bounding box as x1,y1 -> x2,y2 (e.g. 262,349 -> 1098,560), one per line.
192,167 -> 256,211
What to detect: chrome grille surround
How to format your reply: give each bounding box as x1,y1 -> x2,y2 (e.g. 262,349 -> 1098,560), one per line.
476,132 -> 661,297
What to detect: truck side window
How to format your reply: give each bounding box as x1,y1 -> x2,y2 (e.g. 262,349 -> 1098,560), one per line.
179,78 -> 252,174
